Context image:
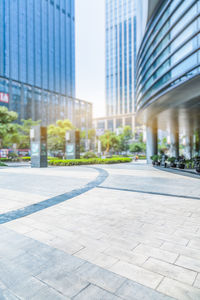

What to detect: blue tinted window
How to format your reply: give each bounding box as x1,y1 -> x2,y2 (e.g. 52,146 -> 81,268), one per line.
19,1 -> 27,83
61,11 -> 66,94
23,86 -> 32,120
34,89 -> 41,121
119,23 -> 123,114
11,83 -> 21,119
55,3 -> 60,92
27,0 -> 34,85
35,0 -> 42,87
42,0 -> 49,90
1,1 -> 10,77
10,0 -> 19,80
66,9 -> 71,95
49,1 -> 55,91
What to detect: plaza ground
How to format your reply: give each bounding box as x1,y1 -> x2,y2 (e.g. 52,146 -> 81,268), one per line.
0,162 -> 200,299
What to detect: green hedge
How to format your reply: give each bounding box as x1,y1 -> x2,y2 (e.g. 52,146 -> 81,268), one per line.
21,157 -> 31,161
0,156 -> 59,162
0,157 -> 30,162
139,155 -> 146,160
49,157 -> 132,166
82,152 -> 97,159
0,162 -> 7,166
0,157 -> 18,162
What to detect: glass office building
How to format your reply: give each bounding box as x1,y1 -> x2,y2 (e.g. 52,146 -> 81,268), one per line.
136,0 -> 200,162
105,0 -> 137,119
0,0 -> 92,128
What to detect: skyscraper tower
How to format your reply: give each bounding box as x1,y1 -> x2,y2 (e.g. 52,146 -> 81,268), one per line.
105,0 -> 137,128
0,0 -> 92,129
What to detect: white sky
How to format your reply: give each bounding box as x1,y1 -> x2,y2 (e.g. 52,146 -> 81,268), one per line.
75,0 -> 105,118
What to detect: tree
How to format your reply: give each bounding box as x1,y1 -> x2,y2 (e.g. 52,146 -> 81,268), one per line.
158,137 -> 170,153
48,119 -> 73,153
2,118 -> 41,149
0,107 -> 18,148
100,131 -> 120,153
118,126 -> 133,152
130,143 -> 143,154
129,130 -> 146,155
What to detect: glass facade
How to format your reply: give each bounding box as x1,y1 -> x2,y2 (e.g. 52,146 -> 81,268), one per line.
136,0 -> 200,110
0,0 -> 91,128
106,0 -> 137,117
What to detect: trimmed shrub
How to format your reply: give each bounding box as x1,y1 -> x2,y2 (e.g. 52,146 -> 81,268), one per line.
138,155 -> 146,160
0,162 -> 7,166
48,157 -> 60,160
82,152 -> 97,159
48,157 -> 132,166
21,157 -> 31,161
0,157 -> 31,162
0,157 -> 18,162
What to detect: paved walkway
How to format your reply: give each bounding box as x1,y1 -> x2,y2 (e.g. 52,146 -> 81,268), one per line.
0,163 -> 200,299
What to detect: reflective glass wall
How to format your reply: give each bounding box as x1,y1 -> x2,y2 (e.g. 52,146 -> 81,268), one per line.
136,0 -> 200,110
0,0 -> 84,127
106,0 -> 137,116
0,77 -> 92,129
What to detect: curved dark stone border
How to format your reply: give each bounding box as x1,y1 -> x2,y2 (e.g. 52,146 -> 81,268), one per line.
98,186 -> 200,201
0,167 -> 109,225
154,166 -> 200,180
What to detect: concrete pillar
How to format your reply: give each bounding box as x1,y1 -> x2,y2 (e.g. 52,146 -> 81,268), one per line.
146,122 -> 158,164
170,130 -> 179,158
195,131 -> 200,155
185,135 -> 193,159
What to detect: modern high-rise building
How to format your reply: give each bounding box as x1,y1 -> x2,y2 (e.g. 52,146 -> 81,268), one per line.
105,0 -> 137,132
0,0 -> 92,129
136,0 -> 200,162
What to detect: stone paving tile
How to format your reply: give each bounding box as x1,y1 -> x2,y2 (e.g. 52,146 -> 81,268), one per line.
109,260 -> 163,289
0,226 -> 173,300
25,239 -> 65,260
161,241 -> 200,261
194,274 -> 200,289
173,231 -> 200,245
73,284 -> 122,300
151,232 -> 189,247
0,258 -> 31,288
1,164 -> 200,299
0,187 -> 46,213
11,250 -> 53,274
0,288 -> 19,300
103,246 -> 148,266
115,279 -> 175,300
7,277 -> 48,299
3,220 -> 34,234
24,228 -> 56,243
36,251 -> 85,275
74,262 -> 126,293
46,237 -> 85,255
188,239 -> 200,250
100,236 -> 140,251
0,241 -> 26,260
143,257 -> 197,285
176,255 -> 200,273
75,246 -> 119,268
177,224 -> 199,234
36,270 -> 90,298
30,286 -> 69,300
157,277 -> 200,300
132,243 -> 178,264
141,223 -> 176,235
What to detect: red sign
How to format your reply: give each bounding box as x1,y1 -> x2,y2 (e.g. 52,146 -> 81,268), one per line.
0,92 -> 9,103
